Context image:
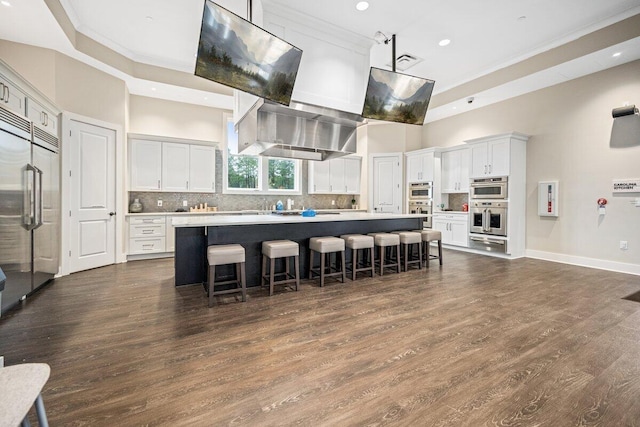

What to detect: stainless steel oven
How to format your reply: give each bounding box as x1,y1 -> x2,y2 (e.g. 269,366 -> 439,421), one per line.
470,201 -> 507,236
470,177 -> 508,199
408,199 -> 432,228
408,182 -> 433,200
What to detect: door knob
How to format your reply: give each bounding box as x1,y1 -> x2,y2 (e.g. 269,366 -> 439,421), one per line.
109,212 -> 116,216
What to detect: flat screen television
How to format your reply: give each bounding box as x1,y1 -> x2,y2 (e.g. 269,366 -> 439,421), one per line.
362,67 -> 435,125
195,1 -> 303,106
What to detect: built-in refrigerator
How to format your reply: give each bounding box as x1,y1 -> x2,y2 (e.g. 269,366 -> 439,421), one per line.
0,104 -> 59,315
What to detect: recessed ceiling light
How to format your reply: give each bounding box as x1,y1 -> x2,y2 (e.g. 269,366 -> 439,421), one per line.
517,15 -> 527,21
356,1 -> 369,11
452,106 -> 457,110
612,52 -> 621,58
439,39 -> 451,47
151,87 -> 156,91
1,1 -> 12,7
145,16 -> 153,21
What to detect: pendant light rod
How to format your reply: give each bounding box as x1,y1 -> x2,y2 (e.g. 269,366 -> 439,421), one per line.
248,0 -> 253,22
391,34 -> 396,72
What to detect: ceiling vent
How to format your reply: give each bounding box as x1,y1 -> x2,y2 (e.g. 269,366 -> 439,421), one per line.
386,53 -> 423,71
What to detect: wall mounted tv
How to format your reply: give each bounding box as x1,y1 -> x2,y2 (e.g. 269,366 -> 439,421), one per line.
195,1 -> 303,106
362,67 -> 435,126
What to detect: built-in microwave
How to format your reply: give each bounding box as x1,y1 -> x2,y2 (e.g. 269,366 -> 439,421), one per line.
470,177 -> 508,199
408,182 -> 433,199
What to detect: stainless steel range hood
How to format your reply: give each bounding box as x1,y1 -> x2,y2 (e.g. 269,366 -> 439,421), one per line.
236,99 -> 365,161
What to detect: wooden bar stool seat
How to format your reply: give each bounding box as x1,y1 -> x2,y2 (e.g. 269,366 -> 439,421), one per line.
207,244 -> 247,307
309,236 -> 346,286
392,231 -> 423,271
340,234 -> 375,280
415,229 -> 443,268
261,240 -> 300,296
368,232 -> 401,275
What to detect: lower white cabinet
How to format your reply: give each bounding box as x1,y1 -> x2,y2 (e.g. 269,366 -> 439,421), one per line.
432,213 -> 469,247
165,216 -> 176,252
128,215 -> 168,255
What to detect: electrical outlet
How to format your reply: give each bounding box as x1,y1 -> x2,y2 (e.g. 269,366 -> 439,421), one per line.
182,200 -> 188,207
157,200 -> 163,207
620,241 -> 628,250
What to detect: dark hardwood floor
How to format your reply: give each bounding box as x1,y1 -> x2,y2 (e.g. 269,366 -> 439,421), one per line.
2,250 -> 640,426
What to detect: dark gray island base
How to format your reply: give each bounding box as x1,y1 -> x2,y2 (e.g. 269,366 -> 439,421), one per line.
174,215 -> 424,287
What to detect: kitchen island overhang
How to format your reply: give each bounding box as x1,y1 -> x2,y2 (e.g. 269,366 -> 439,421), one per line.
172,213 -> 427,287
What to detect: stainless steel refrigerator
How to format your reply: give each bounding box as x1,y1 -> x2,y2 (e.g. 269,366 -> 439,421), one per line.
0,104 -> 59,314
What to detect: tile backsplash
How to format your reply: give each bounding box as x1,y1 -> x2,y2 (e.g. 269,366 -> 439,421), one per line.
129,151 -> 359,213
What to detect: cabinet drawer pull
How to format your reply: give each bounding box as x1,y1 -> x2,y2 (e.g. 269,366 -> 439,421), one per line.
157,180 -> 161,189
142,230 -> 154,234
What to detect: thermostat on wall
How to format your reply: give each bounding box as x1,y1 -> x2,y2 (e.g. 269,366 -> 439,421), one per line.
538,181 -> 558,217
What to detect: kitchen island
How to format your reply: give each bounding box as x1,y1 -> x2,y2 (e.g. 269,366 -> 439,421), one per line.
172,212 -> 426,287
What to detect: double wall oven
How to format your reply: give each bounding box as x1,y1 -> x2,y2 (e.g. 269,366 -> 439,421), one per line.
469,177 -> 508,252
408,182 -> 433,228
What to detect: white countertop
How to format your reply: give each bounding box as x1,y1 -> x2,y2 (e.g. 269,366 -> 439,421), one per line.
126,209 -> 366,217
172,212 -> 427,227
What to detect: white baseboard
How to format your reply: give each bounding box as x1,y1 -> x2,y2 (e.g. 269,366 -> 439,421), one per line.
525,249 -> 640,276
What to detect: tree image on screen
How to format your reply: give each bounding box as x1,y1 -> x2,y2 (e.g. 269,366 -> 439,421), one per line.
195,2 -> 302,106
362,68 -> 435,125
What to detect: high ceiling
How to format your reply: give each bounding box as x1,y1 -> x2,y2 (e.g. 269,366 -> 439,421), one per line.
1,0 -> 640,119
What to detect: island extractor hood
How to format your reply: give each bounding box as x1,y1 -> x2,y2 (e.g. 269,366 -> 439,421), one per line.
236,99 -> 366,161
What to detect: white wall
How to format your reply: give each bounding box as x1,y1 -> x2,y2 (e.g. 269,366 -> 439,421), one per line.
423,60 -> 640,273
129,95 -> 227,142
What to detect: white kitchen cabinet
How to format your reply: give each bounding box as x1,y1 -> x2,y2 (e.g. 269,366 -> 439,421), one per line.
129,136 -> 217,193
189,145 -> 216,192
128,216 -> 166,255
0,72 -> 28,116
344,158 -> 361,193
308,157 -> 361,194
469,138 -> 510,178
130,139 -> 163,191
406,150 -> 434,183
162,143 -> 190,192
26,98 -> 58,137
165,216 -> 176,252
441,148 -> 470,193
432,213 -> 469,247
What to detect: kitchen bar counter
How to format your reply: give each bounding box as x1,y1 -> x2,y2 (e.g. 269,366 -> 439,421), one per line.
126,209 -> 367,217
174,213 -> 426,287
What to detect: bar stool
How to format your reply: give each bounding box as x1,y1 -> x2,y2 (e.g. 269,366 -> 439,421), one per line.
261,240 -> 300,296
368,232 -> 401,275
392,231 -> 423,271
415,229 -> 443,268
206,244 -> 247,307
309,236 -> 346,286
0,363 -> 50,427
340,234 -> 375,280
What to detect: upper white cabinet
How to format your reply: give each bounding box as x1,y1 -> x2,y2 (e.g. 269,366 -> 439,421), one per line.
130,139 -> 162,191
308,157 -> 361,194
441,147 -> 470,193
0,73 -> 28,116
469,138 -> 510,178
129,135 -> 217,192
26,98 -> 58,137
162,143 -> 190,192
343,158 -> 361,194
189,145 -> 216,192
406,150 -> 435,183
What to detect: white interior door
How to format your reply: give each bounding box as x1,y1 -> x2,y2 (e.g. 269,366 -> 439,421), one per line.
370,154 -> 402,213
69,120 -> 116,272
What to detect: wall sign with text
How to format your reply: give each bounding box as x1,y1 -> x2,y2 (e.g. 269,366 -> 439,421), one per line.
612,179 -> 640,193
